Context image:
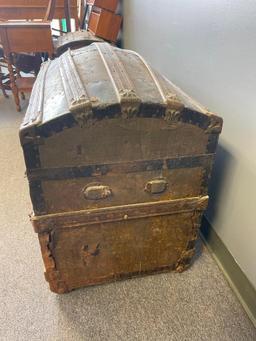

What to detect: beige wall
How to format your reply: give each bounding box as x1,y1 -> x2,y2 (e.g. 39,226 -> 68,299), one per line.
123,0 -> 256,287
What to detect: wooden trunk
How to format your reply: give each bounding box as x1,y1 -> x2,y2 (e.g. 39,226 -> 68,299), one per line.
88,7 -> 122,42
20,43 -> 222,293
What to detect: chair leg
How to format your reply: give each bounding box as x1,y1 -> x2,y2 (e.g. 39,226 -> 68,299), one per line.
15,68 -> 25,100
6,55 -> 20,111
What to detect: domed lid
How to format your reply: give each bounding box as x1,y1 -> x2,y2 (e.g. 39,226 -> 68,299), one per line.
20,43 -> 222,143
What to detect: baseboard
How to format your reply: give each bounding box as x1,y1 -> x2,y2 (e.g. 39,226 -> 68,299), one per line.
200,216 -> 256,328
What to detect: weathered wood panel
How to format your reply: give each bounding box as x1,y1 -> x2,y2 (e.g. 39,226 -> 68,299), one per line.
41,167 -> 206,213
40,209 -> 203,293
38,118 -> 211,168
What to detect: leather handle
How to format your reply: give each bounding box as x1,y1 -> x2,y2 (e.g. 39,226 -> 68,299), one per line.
145,178 -> 168,194
83,183 -> 112,200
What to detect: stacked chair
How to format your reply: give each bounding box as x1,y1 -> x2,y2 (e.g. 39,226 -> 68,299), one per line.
0,21 -> 54,111
0,0 -> 122,111
0,0 -> 56,111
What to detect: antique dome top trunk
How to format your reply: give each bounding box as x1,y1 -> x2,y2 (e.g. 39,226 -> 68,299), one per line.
20,43 -> 222,293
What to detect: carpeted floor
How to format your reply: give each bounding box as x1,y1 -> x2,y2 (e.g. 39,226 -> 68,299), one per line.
0,96 -> 255,341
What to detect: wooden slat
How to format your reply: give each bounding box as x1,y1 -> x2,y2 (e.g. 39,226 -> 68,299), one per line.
32,196 -> 209,233
95,43 -> 141,117
59,49 -> 92,116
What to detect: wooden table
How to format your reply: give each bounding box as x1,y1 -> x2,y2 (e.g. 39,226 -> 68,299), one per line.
0,0 -> 80,29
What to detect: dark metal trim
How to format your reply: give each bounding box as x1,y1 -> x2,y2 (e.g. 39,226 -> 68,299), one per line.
27,154 -> 214,181
23,142 -> 41,170
22,142 -> 46,215
22,107 -> 222,141
29,180 -> 47,215
207,133 -> 220,154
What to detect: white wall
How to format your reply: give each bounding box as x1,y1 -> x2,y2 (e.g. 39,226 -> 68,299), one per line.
123,0 -> 256,287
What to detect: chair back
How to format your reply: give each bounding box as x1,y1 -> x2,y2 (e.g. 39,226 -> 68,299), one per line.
0,22 -> 54,56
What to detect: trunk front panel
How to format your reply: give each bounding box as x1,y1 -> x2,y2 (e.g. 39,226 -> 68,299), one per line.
38,118 -> 210,168
41,166 -> 207,214
47,210 -> 201,291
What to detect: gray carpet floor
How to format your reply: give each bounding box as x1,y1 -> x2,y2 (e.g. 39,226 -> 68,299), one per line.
0,96 -> 255,341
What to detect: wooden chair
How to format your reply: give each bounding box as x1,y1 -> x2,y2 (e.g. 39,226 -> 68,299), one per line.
0,1 -> 55,111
